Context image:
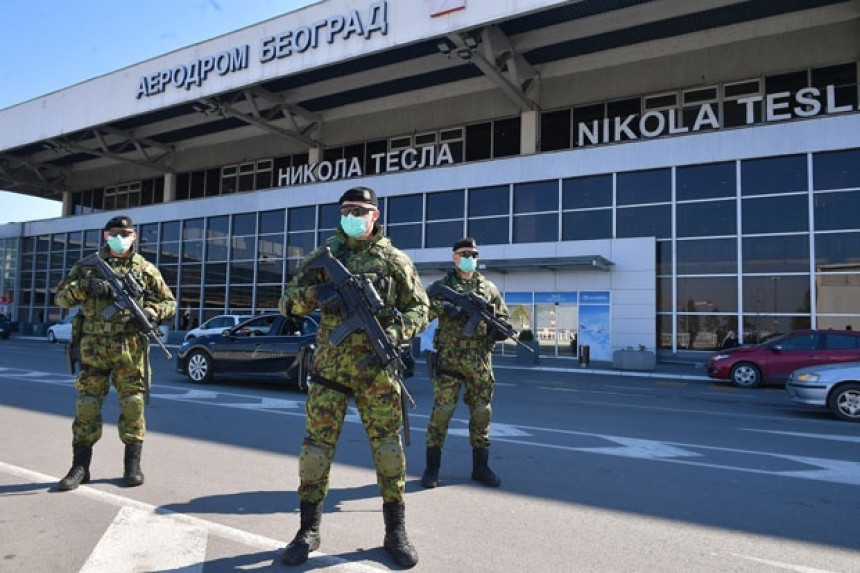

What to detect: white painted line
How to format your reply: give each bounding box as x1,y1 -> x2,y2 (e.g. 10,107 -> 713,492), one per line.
728,552 -> 837,572
0,462 -> 387,573
80,505 -> 207,573
743,429 -> 860,444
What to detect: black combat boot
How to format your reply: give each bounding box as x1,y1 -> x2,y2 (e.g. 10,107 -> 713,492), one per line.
471,447 -> 501,487
383,501 -> 418,568
281,501 -> 322,565
58,445 -> 92,491
421,447 -> 441,488
123,443 -> 144,487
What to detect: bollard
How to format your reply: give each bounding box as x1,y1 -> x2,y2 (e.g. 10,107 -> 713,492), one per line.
578,344 -> 590,368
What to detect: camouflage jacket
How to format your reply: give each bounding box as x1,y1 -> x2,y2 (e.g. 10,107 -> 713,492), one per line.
429,269 -> 509,351
280,225 -> 429,379
55,247 -> 176,334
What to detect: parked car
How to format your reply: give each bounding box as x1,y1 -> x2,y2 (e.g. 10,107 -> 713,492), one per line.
707,329 -> 860,387
183,314 -> 254,342
176,313 -> 318,387
47,315 -> 76,343
0,313 -> 12,339
787,362 -> 860,422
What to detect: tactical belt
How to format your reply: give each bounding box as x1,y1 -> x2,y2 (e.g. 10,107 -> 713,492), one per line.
311,373 -> 353,396
83,323 -> 140,334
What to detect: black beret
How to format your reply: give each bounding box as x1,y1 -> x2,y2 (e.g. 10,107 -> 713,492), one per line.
453,237 -> 477,251
339,186 -> 378,207
104,215 -> 134,230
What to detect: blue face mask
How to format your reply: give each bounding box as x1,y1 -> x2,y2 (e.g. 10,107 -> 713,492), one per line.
340,215 -> 368,238
458,256 -> 477,273
107,235 -> 133,253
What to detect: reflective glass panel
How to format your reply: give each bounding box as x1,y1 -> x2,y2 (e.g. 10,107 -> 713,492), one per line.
677,200 -> 736,237
741,155 -> 807,195
742,235 -> 809,273
742,195 -> 808,234
676,162 -> 735,200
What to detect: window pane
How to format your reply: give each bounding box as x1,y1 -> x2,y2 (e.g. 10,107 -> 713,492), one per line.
741,155 -> 807,195
232,213 -> 256,236
742,275 -> 809,314
514,180 -> 557,213
677,200 -> 736,237
426,221 -> 464,248
813,148 -> 860,190
469,185 -> 509,217
562,210 -> 612,241
289,206 -> 315,231
493,117 -> 520,158
427,190 -> 464,220
562,175 -> 612,209
318,203 -> 340,229
388,194 -> 422,224
513,213 -> 558,243
208,216 -> 229,237
814,190 -> 860,231
617,169 -> 670,205
387,224 -> 422,249
287,232 -> 315,258
468,217 -> 509,245
540,109 -> 571,151
677,238 -> 737,274
815,232 -> 860,266
260,209 -> 285,234
677,277 -> 738,312
742,195 -> 808,234
465,122 -> 491,161
183,218 -> 204,240
617,205 -> 670,238
742,235 -> 809,273
677,162 -> 736,200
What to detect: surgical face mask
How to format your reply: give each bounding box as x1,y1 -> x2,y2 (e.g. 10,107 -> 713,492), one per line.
457,256 -> 477,273
341,214 -> 368,238
107,235 -> 134,253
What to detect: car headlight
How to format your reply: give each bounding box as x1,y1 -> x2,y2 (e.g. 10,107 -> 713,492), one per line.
792,372 -> 820,383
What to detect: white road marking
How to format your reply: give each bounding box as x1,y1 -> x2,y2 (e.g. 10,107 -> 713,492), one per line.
80,505 -> 207,573
0,462 -> 388,573
728,552 -> 837,572
743,428 -> 860,444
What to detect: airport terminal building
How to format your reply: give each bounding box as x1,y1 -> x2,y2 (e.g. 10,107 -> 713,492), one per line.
1,0 -> 859,361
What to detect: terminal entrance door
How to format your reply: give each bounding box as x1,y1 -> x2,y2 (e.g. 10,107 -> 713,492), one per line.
535,292 -> 579,357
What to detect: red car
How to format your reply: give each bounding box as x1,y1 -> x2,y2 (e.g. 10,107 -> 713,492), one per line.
707,329 -> 860,387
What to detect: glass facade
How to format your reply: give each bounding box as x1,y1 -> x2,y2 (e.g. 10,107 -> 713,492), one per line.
13,146 -> 860,351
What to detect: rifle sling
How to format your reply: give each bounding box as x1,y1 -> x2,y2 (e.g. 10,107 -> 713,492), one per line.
311,373 -> 353,396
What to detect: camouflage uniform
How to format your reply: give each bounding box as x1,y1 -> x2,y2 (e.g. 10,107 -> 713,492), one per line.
55,247 -> 176,447
426,269 -> 508,450
279,225 -> 428,504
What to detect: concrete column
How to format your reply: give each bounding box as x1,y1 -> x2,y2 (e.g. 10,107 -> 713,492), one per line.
61,190 -> 73,216
163,171 -> 176,203
308,146 -> 324,164
521,110 -> 539,155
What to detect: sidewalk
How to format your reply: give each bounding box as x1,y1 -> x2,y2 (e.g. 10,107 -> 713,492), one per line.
487,354 -> 711,381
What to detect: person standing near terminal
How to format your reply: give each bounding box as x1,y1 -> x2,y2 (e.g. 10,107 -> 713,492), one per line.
54,215 -> 176,491
278,186 -> 428,568
422,237 -> 507,489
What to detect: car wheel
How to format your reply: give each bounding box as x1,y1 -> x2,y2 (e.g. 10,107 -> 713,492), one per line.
730,362 -> 762,387
827,382 -> 860,422
186,350 -> 214,384
47,330 -> 57,343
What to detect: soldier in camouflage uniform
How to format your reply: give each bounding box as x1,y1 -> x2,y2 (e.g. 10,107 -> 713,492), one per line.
422,237 -> 508,489
54,215 -> 176,491
278,187 -> 428,568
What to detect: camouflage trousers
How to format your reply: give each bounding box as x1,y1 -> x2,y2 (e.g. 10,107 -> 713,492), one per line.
72,332 -> 149,447
298,367 -> 405,504
426,346 -> 495,449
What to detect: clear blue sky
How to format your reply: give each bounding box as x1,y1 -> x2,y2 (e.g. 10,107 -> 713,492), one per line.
0,0 -> 317,224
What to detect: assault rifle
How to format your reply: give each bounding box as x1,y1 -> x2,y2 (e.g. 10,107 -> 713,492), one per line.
305,247 -> 417,445
426,283 -> 535,353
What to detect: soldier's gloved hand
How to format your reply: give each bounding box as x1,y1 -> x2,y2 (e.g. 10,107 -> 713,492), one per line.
315,284 -> 343,314
143,308 -> 159,324
385,327 -> 400,345
117,309 -> 133,323
83,278 -> 114,299
490,329 -> 509,342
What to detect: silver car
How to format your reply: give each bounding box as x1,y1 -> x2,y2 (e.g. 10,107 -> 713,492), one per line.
786,362 -> 860,422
